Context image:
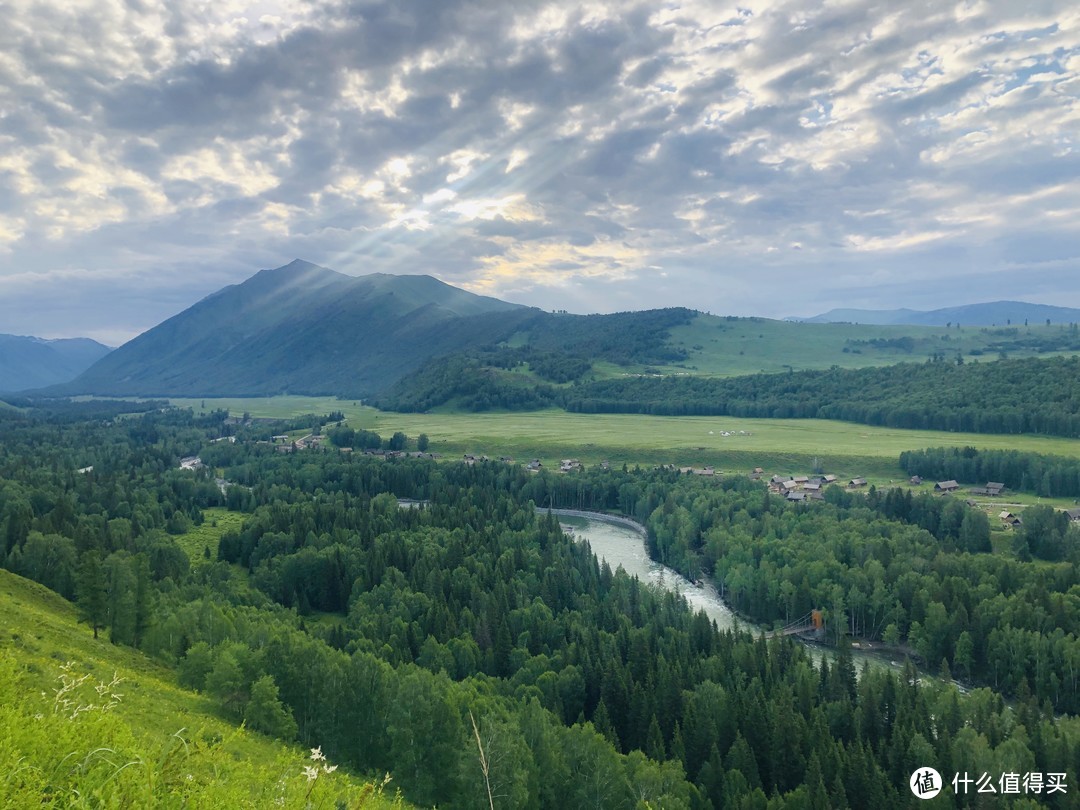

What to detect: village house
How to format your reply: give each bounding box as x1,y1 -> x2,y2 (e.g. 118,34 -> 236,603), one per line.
1065,508 -> 1080,522
999,510 -> 1023,528
909,476 -> 923,485
848,477 -> 867,488
934,480 -> 960,493
822,474 -> 838,484
986,482 -> 1005,496
526,459 -> 543,472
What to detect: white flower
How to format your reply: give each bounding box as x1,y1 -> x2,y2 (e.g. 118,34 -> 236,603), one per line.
310,746 -> 325,762
322,764 -> 338,774
303,765 -> 320,782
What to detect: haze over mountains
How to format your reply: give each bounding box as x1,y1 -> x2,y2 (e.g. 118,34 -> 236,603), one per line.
796,301 -> 1080,326
0,334 -> 111,393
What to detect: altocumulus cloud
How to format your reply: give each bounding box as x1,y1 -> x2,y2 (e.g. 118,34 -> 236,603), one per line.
0,0 -> 1077,340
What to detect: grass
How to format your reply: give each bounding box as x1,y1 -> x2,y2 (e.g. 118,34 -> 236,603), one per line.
0,569 -> 407,808
169,396 -> 1080,481
667,315 -> 1080,377
174,508 -> 248,567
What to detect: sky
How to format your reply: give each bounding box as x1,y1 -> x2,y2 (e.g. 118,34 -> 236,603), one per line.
1,0 -> 1078,345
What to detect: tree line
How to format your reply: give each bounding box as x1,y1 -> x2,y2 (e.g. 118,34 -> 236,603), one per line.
901,447 -> 1080,499
376,354 -> 1080,441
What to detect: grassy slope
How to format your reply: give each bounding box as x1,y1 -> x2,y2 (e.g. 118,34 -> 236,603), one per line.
0,569 -> 406,808
666,315 -> 1079,377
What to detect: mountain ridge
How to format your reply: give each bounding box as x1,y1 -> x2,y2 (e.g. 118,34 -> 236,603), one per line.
0,334 -> 112,393
793,300 -> 1080,326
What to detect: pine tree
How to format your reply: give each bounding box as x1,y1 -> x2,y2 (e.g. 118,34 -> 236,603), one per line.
593,698 -> 621,751
75,552 -> 108,639
645,714 -> 666,762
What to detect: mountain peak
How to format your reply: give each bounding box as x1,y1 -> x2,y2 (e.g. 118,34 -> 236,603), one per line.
250,259 -> 341,281
55,262 -> 532,398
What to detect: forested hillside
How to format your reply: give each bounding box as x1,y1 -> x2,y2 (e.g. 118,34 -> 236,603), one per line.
3,403 -> 1080,806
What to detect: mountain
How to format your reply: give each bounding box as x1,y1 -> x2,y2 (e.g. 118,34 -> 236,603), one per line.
794,301 -> 1080,326
0,334 -> 112,393
55,260 -> 533,397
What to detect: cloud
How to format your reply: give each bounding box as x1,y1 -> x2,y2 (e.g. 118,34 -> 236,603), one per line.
0,0 -> 1078,338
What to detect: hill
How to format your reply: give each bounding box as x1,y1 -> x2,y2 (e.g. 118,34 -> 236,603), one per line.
795,300 -> 1080,326
54,260 -> 699,399
54,259 -> 531,398
0,334 -> 111,392
0,568 -> 405,808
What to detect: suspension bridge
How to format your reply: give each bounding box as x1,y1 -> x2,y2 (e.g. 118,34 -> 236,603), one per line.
763,610 -> 824,639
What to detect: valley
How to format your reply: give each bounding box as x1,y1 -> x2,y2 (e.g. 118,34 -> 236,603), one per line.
171,396 -> 1080,476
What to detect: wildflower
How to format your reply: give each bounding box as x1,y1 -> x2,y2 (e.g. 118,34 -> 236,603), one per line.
310,746 -> 325,762
322,764 -> 338,774
303,765 -> 320,782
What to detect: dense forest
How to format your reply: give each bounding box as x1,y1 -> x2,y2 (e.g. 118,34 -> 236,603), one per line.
3,404 -> 1080,806
901,447 -> 1080,499
377,355 -> 1080,441
563,356 -> 1080,436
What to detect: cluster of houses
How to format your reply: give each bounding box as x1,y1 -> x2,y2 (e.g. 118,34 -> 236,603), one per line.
767,474 -> 846,502
521,458 -> 591,473
928,479 -> 1006,497
678,465 -> 718,477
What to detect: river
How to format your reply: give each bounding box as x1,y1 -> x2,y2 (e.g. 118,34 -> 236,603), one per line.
548,509 -> 914,678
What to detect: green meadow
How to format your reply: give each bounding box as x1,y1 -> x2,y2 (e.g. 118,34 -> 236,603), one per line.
174,507 -> 249,567
172,396 -> 1080,480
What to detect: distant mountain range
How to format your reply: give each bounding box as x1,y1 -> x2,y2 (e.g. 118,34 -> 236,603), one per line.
793,301 -> 1080,326
0,334 -> 112,393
